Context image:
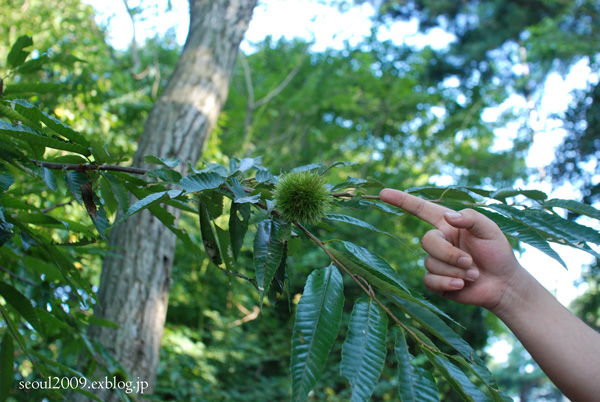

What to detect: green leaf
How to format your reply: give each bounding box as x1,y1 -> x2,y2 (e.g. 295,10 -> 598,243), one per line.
0,120 -> 90,155
64,171 -> 89,204
332,176 -> 369,191
422,349 -> 491,402
2,83 -> 67,96
0,281 -> 42,333
254,219 -> 286,306
490,188 -> 548,203
255,169 -> 276,183
12,99 -> 90,147
324,214 -> 403,244
15,53 -> 84,74
228,177 -> 260,204
389,296 -> 495,387
144,155 -> 180,168
40,166 -> 57,191
6,35 -> 33,68
147,168 -> 182,183
407,186 -> 476,202
395,329 -> 439,402
199,194 -> 221,266
90,198 -> 110,240
214,224 -> 235,270
341,298 -> 388,402
291,265 -> 344,402
487,204 -> 600,255
101,172 -> 130,213
122,190 -> 173,221
470,207 -> 568,268
0,332 -> 14,402
0,165 -> 14,193
543,198 -> 600,221
229,202 -> 250,261
180,172 -> 224,194
330,241 -> 411,294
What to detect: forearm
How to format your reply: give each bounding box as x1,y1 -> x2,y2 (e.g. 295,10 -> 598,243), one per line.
493,267 -> 600,402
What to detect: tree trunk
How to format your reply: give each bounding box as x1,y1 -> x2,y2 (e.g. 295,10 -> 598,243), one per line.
80,1 -> 257,400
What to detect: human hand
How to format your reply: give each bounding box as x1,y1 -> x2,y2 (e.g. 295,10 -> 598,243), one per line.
379,188 -> 526,311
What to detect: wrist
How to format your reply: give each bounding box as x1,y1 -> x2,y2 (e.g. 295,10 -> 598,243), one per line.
488,262 -> 537,322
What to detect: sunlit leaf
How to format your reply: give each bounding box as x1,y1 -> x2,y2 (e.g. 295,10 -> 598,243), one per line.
291,265 -> 344,401
341,298 -> 387,402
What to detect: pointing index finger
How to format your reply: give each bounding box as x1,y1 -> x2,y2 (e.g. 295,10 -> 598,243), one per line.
379,188 -> 451,229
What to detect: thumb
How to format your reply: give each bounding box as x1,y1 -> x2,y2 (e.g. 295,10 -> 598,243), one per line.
443,209 -> 502,240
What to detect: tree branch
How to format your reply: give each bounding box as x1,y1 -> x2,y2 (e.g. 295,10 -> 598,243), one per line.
35,161 -> 148,175
0,265 -> 36,286
294,222 -> 438,353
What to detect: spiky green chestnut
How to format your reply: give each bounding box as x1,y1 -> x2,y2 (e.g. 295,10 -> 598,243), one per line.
274,171 -> 332,224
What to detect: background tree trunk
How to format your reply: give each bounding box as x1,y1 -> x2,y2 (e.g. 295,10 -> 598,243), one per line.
81,1 -> 258,400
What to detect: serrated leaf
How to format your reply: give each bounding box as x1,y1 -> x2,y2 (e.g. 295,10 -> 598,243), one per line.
254,219 -> 286,306
543,198 -> 600,221
488,204 -> 600,252
490,188 -> 547,203
229,202 -> 250,261
199,194 -> 221,266
395,329 -> 439,402
0,332 -> 14,402
462,206 -> 566,268
389,296 -> 495,387
180,171 -> 225,194
341,298 -> 388,402
101,172 -> 129,213
144,155 -> 180,168
0,281 -> 42,333
6,35 -> 33,68
0,120 -> 90,155
332,176 -> 369,191
40,166 -> 57,191
90,140 -> 111,164
330,241 -> 411,294
214,224 -> 235,270
121,190 -> 177,222
325,214 -> 403,244
406,186 -> 476,202
64,171 -> 89,204
0,165 -> 14,193
291,265 -> 344,402
255,169 -> 276,183
12,99 -> 90,147
422,349 -> 491,402
147,168 -> 183,183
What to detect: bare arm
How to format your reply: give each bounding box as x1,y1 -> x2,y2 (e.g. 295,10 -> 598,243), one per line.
380,188 -> 600,402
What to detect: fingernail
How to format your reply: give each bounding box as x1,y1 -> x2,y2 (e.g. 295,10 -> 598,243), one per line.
465,268 -> 479,281
450,279 -> 464,289
445,211 -> 462,220
457,256 -> 472,268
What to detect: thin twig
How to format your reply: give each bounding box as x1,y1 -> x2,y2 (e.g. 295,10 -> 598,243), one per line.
35,161 -> 148,175
0,265 -> 36,285
295,222 -> 438,353
41,201 -> 73,214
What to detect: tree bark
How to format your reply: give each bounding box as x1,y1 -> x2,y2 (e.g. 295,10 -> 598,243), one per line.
80,1 -> 257,401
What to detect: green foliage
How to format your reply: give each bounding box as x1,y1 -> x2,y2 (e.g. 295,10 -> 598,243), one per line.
1,2 -> 599,400
274,171 -> 333,225
291,265 -> 344,401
